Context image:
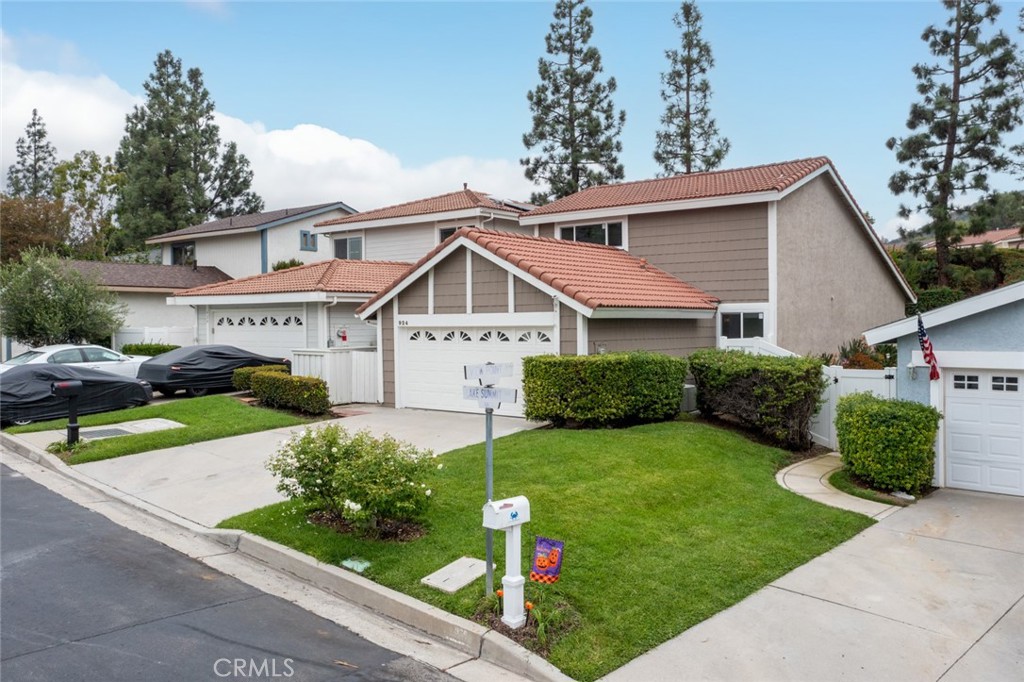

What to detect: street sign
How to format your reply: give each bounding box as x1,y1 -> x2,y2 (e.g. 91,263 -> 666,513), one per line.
463,385 -> 518,409
464,363 -> 514,383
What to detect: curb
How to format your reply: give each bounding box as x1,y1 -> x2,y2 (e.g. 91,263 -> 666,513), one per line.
0,431 -> 574,682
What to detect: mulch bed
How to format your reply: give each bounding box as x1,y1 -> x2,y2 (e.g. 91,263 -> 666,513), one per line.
307,510 -> 427,542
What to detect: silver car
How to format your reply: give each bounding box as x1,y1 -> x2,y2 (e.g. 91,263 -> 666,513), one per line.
0,345 -> 151,378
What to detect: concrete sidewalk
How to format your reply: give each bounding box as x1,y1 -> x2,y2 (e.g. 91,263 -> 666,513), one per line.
12,405 -> 538,527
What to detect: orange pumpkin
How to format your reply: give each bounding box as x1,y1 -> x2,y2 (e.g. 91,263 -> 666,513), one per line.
535,554 -> 549,569
548,549 -> 560,564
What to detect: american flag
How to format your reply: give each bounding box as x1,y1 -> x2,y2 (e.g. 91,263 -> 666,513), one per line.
917,314 -> 940,381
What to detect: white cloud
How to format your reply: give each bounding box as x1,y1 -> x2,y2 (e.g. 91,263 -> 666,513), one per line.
184,1 -> 231,19
881,210 -> 930,242
1,36 -> 536,212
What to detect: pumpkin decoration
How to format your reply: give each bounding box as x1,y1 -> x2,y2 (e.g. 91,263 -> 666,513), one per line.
535,554 -> 550,569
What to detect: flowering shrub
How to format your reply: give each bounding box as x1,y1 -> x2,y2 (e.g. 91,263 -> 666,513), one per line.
266,424 -> 435,533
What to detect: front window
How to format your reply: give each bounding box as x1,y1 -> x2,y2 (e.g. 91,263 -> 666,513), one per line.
171,242 -> 195,266
300,230 -> 317,251
334,235 -> 363,260
559,221 -> 624,247
721,312 -> 765,339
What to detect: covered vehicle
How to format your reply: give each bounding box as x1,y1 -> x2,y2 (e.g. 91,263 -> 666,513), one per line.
136,345 -> 291,397
0,364 -> 153,427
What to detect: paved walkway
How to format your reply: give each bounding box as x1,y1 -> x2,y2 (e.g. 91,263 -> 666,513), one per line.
775,452 -> 902,519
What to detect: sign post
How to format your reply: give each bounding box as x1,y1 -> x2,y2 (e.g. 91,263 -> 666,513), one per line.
463,362 -> 516,594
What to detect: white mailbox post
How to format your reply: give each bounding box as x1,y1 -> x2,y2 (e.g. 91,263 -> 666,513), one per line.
482,496 -> 531,629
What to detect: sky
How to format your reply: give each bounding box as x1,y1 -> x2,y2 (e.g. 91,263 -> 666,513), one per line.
2,0 -> 1022,241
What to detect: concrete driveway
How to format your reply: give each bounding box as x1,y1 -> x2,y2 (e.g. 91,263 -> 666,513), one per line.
33,406 -> 539,527
601,488 -> 1024,681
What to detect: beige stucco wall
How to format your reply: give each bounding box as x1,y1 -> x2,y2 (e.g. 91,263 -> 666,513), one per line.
588,318 -> 716,357
776,175 -> 909,355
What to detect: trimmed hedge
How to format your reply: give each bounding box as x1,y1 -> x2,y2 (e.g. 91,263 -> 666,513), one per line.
232,364 -> 291,391
689,349 -> 826,450
836,393 -> 941,495
121,343 -> 179,356
906,287 -> 962,315
522,352 -> 688,428
251,371 -> 330,415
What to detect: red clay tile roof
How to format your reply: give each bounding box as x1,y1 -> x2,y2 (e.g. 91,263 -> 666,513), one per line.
359,228 -> 718,314
176,259 -> 411,297
147,202 -> 354,242
522,157 -> 832,217
943,226 -> 1023,248
315,188 -> 532,227
64,260 -> 231,289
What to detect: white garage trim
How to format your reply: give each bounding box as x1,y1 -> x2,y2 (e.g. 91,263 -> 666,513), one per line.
577,313 -> 587,355
396,312 -> 555,328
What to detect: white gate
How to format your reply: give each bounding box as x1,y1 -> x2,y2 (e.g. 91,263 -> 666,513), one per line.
810,366 -> 897,449
291,347 -> 379,405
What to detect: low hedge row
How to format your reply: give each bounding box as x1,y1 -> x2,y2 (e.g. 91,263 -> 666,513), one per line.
689,349 -> 826,450
836,393 -> 941,495
121,343 -> 179,356
251,371 -> 330,415
232,364 -> 291,391
523,352 -> 688,428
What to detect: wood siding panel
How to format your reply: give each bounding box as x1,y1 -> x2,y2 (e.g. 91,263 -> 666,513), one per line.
628,205 -> 769,302
380,305 -> 395,406
363,222 -> 437,262
471,253 -> 509,313
588,318 -> 716,357
327,304 -> 375,347
776,175 -> 909,355
400,276 -> 429,315
433,252 -> 467,314
559,305 -> 576,355
515,278 -> 551,312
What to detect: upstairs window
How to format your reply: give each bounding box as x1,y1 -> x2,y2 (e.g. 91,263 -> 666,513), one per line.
559,221 -> 624,247
439,227 -> 458,242
334,235 -> 363,260
171,242 -> 195,266
300,230 -> 317,251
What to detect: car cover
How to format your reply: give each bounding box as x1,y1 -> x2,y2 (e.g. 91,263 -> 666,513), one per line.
136,345 -> 291,390
0,364 -> 152,425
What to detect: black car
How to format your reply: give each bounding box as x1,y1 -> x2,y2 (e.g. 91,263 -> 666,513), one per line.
136,345 -> 291,397
0,364 -> 153,427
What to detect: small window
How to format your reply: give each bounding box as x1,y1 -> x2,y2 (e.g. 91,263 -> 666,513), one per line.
334,235 -> 363,260
721,311 -> 765,339
992,376 -> 1019,392
518,332 -> 532,342
559,221 -> 625,247
171,242 -> 195,266
443,331 -> 456,342
300,230 -> 317,252
439,227 -> 458,242
496,331 -> 510,342
953,374 -> 979,390
459,331 -> 472,341
537,331 -> 551,343
480,331 -> 493,342
217,317 -> 234,326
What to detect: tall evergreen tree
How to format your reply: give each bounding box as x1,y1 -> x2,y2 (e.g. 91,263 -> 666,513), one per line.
6,109 -> 58,199
654,1 -> 730,176
115,50 -> 264,251
521,0 -> 625,205
887,0 -> 1022,286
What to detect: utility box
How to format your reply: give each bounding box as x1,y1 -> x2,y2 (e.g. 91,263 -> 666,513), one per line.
482,496 -> 531,530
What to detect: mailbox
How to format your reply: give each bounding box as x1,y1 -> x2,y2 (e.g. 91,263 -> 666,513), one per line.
482,496 -> 530,530
51,380 -> 84,398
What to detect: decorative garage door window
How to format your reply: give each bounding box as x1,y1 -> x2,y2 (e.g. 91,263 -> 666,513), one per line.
217,317 -> 235,326
442,331 -> 474,342
237,317 -> 256,326
993,376 -> 1019,392
409,331 -> 437,341
479,330 -> 511,342
518,331 -> 551,343
216,315 -> 305,328
953,374 -> 980,390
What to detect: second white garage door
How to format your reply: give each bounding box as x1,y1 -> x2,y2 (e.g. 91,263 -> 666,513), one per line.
945,369 -> 1023,496
397,326 -> 555,417
209,308 -> 305,360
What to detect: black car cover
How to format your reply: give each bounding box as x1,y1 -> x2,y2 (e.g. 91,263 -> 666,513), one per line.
0,364 -> 153,425
136,345 -> 291,390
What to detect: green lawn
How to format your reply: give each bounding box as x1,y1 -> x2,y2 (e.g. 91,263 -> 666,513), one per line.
4,395 -> 310,464
220,418 -> 873,681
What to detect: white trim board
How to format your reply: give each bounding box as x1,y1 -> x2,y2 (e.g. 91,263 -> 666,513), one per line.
396,312 -> 555,328
910,350 -> 1024,371
169,292 -> 370,306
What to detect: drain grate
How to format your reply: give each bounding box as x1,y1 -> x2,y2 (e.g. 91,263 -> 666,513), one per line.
80,427 -> 133,440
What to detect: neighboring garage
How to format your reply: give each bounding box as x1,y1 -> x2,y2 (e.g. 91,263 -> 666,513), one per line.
358,228 -> 719,418
208,306 -> 307,358
865,280 -> 1024,496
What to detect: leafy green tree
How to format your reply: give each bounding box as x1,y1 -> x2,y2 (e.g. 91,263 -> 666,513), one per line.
53,151 -> 124,260
0,248 -> 127,346
654,1 -> 730,176
887,0 -> 1022,286
115,50 -> 264,251
6,109 -> 58,200
521,0 -> 625,204
0,196 -> 71,264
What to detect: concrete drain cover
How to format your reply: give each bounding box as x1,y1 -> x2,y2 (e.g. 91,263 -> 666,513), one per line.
80,428 -> 133,440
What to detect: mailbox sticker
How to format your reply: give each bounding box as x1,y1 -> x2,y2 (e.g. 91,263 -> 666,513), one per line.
529,536 -> 564,584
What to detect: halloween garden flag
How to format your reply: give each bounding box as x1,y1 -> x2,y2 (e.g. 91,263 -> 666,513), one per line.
529,536 -> 564,584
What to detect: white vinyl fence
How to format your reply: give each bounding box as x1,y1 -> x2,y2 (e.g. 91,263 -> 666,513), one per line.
809,366 -> 896,450
291,347 -> 379,405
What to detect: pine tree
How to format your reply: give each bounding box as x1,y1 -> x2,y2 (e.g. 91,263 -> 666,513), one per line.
521,0 -> 625,205
887,0 -> 1022,286
115,50 -> 264,251
654,1 -> 730,176
6,109 -> 58,199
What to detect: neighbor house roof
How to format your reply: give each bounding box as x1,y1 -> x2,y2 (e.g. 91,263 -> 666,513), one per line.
863,280 -> 1024,345
358,228 -> 719,319
923,226 -> 1024,250
314,187 -> 532,230
175,259 -> 411,298
146,201 -> 357,244
64,260 -> 231,292
520,157 -> 834,219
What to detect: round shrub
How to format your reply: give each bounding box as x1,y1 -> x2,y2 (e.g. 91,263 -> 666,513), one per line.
232,364 -> 290,391
836,393 -> 941,495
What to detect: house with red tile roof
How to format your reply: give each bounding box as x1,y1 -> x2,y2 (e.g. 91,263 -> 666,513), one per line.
922,226 -> 1023,250
146,201 -> 357,278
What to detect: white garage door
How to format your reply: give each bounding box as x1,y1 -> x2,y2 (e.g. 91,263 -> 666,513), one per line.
398,326 -> 555,417
210,308 -> 305,360
945,370 -> 1023,496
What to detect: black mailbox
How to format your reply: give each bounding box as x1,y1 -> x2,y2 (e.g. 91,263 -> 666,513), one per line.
51,380 -> 84,398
